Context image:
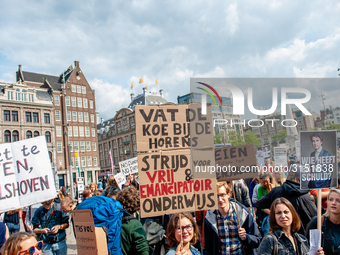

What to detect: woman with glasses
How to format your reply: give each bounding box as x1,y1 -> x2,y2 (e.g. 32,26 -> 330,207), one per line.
306,189 -> 340,255
165,213 -> 200,255
257,197 -> 324,255
0,232 -> 43,255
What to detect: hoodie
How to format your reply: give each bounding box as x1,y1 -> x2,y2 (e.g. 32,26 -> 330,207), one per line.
256,180 -> 317,234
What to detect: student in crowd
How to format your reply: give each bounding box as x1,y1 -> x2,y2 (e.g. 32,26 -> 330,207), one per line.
256,165 -> 317,235
60,197 -> 77,213
89,183 -> 98,194
122,174 -> 139,190
257,197 -> 324,255
93,190 -> 103,196
258,173 -> 276,214
165,213 -> 200,255
306,189 -> 340,255
309,188 -> 330,211
0,232 -> 43,255
32,199 -> 69,255
97,179 -> 103,190
204,182 -> 261,255
3,209 -> 22,236
82,189 -> 92,200
249,178 -> 259,214
102,175 -> 120,196
227,179 -> 252,211
0,222 -> 9,250
116,187 -> 149,255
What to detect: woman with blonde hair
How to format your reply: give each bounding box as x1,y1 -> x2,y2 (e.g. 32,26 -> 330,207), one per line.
306,189 -> 340,255
0,232 -> 43,255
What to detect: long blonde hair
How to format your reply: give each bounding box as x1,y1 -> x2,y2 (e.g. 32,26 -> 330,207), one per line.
324,189 -> 340,217
0,232 -> 36,255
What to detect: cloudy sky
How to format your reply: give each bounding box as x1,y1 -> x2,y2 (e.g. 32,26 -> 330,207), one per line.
1,0 -> 340,120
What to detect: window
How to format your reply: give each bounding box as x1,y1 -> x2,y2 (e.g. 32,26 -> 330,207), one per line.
12,111 -> 18,122
77,98 -> 82,107
114,157 -> 118,165
93,157 -> 98,166
65,96 -> 70,106
55,111 -> 61,121
72,97 -> 76,107
12,130 -> 19,142
78,112 -> 83,122
91,114 -> 94,123
69,141 -> 73,152
86,141 -> 91,151
54,95 -> 60,106
79,126 -> 84,137
72,85 -> 76,92
57,142 -> 62,152
119,147 -> 123,154
74,141 -> 79,152
120,156 -> 124,161
4,110 -> 10,121
90,100 -> 94,109
92,128 -> 96,137
7,91 -> 13,100
45,131 -> 51,143
67,111 -> 71,121
87,156 -> 92,166
56,126 -> 62,137
84,112 -> 89,122
4,130 -> 11,143
80,141 -> 85,152
70,157 -> 74,167
132,134 -> 136,141
130,117 -> 135,123
68,126 -> 73,137
85,127 -> 90,137
33,113 -> 39,123
83,98 -> 88,108
118,138 -> 122,145
77,85 -> 81,93
29,94 -> 34,102
92,142 -> 97,151
15,89 -> 21,100
44,113 -> 50,123
73,126 -> 78,137
26,112 -> 32,122
26,131 -> 32,139
112,140 -> 116,147
72,111 -> 77,121
82,86 -> 86,94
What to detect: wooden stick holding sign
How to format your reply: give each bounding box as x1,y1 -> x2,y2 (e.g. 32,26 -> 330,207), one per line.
317,189 -> 322,230
232,181 -> 240,227
179,213 -> 183,245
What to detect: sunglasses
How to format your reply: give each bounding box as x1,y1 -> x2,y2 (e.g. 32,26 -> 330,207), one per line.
19,241 -> 43,255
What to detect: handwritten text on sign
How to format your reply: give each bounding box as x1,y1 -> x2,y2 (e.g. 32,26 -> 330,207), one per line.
119,157 -> 138,175
0,136 -> 57,213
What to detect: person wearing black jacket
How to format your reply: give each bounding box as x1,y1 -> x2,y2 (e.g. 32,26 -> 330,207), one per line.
256,168 -> 317,235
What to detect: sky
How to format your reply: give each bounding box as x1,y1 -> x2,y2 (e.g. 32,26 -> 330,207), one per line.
1,0 -> 340,120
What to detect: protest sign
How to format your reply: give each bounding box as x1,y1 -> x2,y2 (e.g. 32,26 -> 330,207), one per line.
263,145 -> 271,159
274,147 -> 288,167
0,136 -> 57,213
77,177 -> 84,203
114,172 -> 126,189
300,131 -> 338,190
215,144 -> 258,180
257,151 -> 265,166
136,104 -> 217,217
119,157 -> 138,175
73,210 -> 108,255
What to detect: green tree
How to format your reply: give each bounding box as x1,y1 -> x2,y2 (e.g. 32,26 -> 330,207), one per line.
227,131 -> 245,146
244,130 -> 261,147
214,133 -> 225,144
272,129 -> 287,144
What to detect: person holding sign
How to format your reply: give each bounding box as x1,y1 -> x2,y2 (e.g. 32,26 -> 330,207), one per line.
306,189 -> 340,255
165,213 -> 200,255
204,182 -> 261,255
257,197 -> 324,255
0,232 -> 43,255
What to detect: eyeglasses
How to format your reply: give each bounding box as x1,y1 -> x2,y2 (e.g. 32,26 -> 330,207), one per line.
19,241 -> 43,255
175,224 -> 193,232
217,193 -> 227,199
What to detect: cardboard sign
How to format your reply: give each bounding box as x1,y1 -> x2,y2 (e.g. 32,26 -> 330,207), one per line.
300,131 -> 338,190
0,136 -> 57,213
72,210 -> 108,255
274,147 -> 288,167
257,151 -> 265,166
215,144 -> 258,180
114,172 -> 126,189
119,157 -> 138,175
136,104 -> 213,152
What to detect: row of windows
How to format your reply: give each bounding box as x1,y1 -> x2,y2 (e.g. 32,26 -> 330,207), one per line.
3,110 -> 50,123
7,90 -> 34,102
67,141 -> 97,152
71,85 -> 87,94
71,156 -> 98,167
4,130 -> 51,143
56,111 -> 95,123
54,95 -> 94,109
55,126 -> 96,137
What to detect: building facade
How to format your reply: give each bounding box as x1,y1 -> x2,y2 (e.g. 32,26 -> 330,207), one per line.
16,61 -> 100,187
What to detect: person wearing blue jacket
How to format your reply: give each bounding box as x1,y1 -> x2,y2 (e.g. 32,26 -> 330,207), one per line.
204,182 -> 261,255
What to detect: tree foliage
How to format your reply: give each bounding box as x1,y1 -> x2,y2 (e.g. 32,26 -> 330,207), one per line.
272,129 -> 287,143
244,130 -> 261,147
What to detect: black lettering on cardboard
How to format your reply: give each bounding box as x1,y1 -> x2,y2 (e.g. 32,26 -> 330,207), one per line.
153,197 -> 162,212
139,109 -> 154,123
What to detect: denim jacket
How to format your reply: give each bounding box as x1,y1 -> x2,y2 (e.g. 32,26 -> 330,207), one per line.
166,245 -> 200,255
257,229 -> 310,255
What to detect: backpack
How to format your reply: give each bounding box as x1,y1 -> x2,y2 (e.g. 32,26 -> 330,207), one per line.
77,196 -> 127,255
261,215 -> 270,236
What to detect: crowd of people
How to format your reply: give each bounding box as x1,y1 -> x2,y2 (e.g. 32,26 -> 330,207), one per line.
1,169 -> 340,255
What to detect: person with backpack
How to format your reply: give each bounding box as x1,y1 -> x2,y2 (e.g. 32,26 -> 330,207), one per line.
306,189 -> 340,255
258,197 -> 324,255
116,187 -> 149,255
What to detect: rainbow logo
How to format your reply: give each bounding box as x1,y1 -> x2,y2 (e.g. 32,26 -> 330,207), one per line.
196,82 -> 222,106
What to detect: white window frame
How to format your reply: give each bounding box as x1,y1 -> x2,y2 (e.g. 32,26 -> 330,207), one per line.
80,141 -> 85,152
72,111 -> 77,121
72,97 -> 76,107
92,142 -> 97,151
72,85 -> 77,92
77,85 -> 82,93
56,126 -> 62,137
57,142 -> 62,152
85,126 -> 90,137
93,157 -> 98,166
55,110 -> 61,121
84,112 -> 89,122
86,141 -> 91,151
65,96 -> 70,106
83,98 -> 88,108
81,156 -> 86,167
54,95 -> 60,106
91,114 -> 94,123
67,111 -> 71,121
92,128 -> 96,137
87,156 -> 92,166
78,112 -> 83,122
73,126 -> 78,137
82,86 -> 86,94
68,126 -> 73,137
74,141 -> 79,152
77,98 -> 82,107
90,100 -> 94,109
79,126 -> 84,137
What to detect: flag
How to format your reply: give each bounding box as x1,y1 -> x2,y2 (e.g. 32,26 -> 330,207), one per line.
131,82 -> 134,89
139,77 -> 143,84
155,78 -> 158,85
146,84 -> 149,90
109,151 -> 114,171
